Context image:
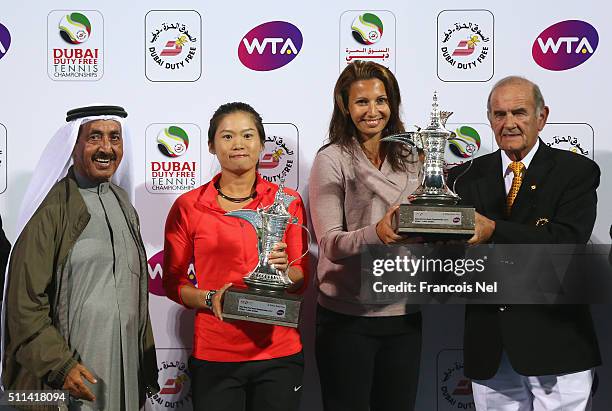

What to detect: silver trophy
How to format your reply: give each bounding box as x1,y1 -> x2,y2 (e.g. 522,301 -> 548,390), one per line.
221,180 -> 309,327
381,92 -> 475,237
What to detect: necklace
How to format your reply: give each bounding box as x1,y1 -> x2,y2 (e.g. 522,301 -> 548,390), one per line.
214,180 -> 257,203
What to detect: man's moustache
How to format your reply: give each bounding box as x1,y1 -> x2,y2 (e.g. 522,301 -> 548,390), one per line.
92,152 -> 117,161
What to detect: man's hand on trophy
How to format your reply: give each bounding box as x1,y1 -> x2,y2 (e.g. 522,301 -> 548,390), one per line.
268,242 -> 289,272
467,212 -> 495,245
211,283 -> 233,321
376,205 -> 403,244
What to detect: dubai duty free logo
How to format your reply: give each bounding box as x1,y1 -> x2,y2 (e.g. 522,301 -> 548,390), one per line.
340,10 -> 396,72
540,123 -> 594,159
238,21 -> 303,71
145,10 -> 202,82
532,20 -> 598,71
259,123 -> 300,189
147,350 -> 193,410
48,10 -> 104,80
437,349 -> 474,410
437,10 -> 494,82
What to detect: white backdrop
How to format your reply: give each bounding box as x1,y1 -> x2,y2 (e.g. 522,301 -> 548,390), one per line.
0,1 -> 611,410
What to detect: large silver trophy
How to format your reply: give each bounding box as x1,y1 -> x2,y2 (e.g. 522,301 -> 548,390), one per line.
381,92 -> 475,237
221,180 -> 309,327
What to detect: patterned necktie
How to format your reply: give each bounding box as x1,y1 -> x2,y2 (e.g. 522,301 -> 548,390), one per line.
505,161 -> 525,216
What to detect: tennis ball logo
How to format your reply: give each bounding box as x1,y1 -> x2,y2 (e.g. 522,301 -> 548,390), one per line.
59,13 -> 92,44
351,13 -> 383,45
157,126 -> 189,157
449,126 -> 481,158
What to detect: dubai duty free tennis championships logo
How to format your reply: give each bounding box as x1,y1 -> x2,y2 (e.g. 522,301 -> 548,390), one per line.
340,10 -> 396,72
238,21 -> 303,71
146,123 -> 201,194
48,10 -> 103,80
532,20 -> 598,71
351,13 -> 383,45
157,126 -> 189,157
445,123 -> 494,168
448,126 -> 481,159
59,12 -> 91,44
0,22 -> 12,61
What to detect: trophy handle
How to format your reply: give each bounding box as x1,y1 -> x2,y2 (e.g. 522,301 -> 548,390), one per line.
287,223 -> 312,268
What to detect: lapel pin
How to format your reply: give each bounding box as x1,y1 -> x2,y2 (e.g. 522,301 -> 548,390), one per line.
535,218 -> 549,226
531,185 -> 536,190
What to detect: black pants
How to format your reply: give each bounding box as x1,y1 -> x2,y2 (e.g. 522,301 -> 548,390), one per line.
315,305 -> 422,411
189,351 -> 304,411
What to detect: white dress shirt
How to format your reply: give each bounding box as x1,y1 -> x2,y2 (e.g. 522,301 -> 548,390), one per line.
500,138 -> 540,195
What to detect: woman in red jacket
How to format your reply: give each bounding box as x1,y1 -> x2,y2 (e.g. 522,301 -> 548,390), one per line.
163,102 -> 308,411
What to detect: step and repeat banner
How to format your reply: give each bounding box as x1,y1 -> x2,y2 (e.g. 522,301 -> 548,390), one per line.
0,1 -> 611,410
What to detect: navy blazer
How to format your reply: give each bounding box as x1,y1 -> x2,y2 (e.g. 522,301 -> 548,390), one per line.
447,140 -> 601,379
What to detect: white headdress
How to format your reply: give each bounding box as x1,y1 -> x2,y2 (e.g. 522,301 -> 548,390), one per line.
15,106 -> 134,236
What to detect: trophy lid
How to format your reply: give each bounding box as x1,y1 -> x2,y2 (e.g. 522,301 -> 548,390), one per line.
266,178 -> 295,215
425,91 -> 454,134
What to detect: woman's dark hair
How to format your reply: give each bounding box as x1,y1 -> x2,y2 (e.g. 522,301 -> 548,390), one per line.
208,102 -> 266,147
328,61 -> 409,171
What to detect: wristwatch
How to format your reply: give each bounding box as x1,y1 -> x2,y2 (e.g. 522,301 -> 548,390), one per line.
204,290 -> 217,309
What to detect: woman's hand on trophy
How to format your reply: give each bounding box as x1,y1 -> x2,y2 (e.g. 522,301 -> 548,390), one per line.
268,242 -> 289,272
376,205 -> 403,244
212,283 -> 233,321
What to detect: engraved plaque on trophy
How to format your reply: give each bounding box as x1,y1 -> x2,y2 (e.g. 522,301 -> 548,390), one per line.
221,180 -> 309,327
381,92 -> 475,237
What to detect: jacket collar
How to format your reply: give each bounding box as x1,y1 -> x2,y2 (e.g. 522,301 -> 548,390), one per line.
196,172 -> 273,212
350,138 -> 416,205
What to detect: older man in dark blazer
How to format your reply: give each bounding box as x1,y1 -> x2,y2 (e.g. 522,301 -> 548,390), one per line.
448,76 -> 600,410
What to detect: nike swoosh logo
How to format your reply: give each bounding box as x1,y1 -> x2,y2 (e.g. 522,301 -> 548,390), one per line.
294,385 -> 302,392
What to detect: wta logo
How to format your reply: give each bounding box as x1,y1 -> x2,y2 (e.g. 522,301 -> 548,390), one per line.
59,12 -> 91,44
238,21 -> 303,71
157,126 -> 189,157
532,20 -> 598,71
0,23 -> 10,61
148,250 -> 197,297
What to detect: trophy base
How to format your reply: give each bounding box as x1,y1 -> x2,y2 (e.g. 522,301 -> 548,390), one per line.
397,203 -> 475,239
222,285 -> 302,328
